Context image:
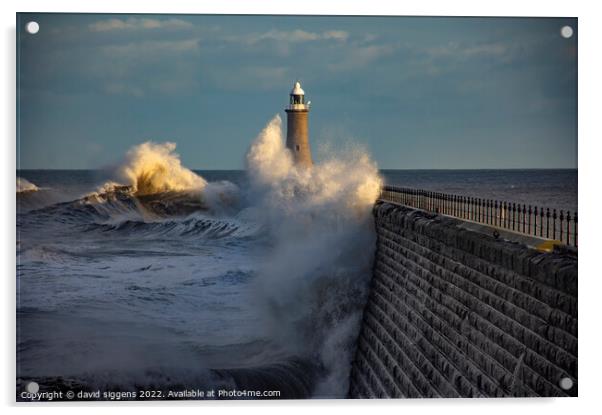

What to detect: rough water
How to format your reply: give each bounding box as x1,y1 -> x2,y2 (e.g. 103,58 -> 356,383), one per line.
16,116 -> 577,400
16,116 -> 381,400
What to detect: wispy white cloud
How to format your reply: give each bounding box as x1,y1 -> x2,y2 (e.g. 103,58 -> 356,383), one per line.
426,40 -> 516,64
229,29 -> 349,45
327,44 -> 395,72
89,17 -> 194,32
101,38 -> 200,59
93,38 -> 201,96
322,30 -> 350,41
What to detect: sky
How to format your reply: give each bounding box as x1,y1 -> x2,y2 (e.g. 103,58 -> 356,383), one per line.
17,14 -> 577,170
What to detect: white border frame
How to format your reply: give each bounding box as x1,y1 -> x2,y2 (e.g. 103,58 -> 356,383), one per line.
3,1 -> 600,414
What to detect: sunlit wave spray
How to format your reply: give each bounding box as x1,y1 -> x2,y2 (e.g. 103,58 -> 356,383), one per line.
90,141 -> 239,214
245,114 -> 382,397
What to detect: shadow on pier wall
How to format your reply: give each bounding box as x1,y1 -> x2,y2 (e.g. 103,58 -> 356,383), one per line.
349,201 -> 577,398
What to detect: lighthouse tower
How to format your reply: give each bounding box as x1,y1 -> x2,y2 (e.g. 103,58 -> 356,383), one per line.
285,81 -> 312,167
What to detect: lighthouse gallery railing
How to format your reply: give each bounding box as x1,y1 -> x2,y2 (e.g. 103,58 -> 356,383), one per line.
379,185 -> 577,247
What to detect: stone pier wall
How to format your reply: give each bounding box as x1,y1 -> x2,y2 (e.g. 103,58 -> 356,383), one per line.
349,201 -> 578,398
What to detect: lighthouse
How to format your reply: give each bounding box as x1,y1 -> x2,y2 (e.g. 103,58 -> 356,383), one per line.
285,81 -> 313,167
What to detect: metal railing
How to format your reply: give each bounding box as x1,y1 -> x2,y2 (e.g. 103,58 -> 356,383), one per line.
380,185 -> 577,247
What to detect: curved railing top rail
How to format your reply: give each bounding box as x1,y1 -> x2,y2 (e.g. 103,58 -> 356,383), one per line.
379,185 -> 577,247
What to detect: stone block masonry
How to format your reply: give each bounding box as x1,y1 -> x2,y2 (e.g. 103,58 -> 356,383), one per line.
348,201 -> 577,398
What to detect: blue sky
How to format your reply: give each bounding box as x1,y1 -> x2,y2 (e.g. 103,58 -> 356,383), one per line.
17,14 -> 577,169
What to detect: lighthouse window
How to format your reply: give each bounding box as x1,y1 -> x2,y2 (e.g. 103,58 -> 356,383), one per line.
291,95 -> 304,105
296,145 -> 300,151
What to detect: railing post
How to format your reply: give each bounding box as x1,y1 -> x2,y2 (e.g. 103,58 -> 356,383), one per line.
528,205 -> 532,235
442,193 -> 446,215
500,202 -> 506,228
485,199 -> 491,224
444,193 -> 448,215
574,212 -> 578,247
430,191 -> 434,213
566,211 -> 571,246
559,210 -> 564,242
414,188 -> 417,208
468,196 -> 474,220
552,209 -> 557,240
522,203 -> 527,233
483,199 -> 487,224
454,195 -> 458,217
512,202 -> 516,231
546,208 -> 550,239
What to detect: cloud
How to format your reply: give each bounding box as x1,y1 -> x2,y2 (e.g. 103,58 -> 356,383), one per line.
231,29 -> 349,45
323,30 -> 350,41
89,17 -> 194,32
101,38 -> 200,59
92,38 -> 201,96
327,44 -> 396,72
425,40 -> 516,64
426,42 -> 511,58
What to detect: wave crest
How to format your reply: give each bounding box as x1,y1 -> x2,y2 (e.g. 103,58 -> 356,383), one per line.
245,115 -> 382,397
17,177 -> 39,193
119,142 -> 207,195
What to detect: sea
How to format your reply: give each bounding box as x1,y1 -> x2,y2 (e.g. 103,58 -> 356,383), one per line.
16,167 -> 577,400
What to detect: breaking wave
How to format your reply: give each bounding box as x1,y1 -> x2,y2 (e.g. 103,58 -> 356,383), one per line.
82,214 -> 262,240
17,115 -> 383,398
108,141 -> 239,212
244,115 -> 382,397
119,141 -> 207,195
17,177 -> 39,193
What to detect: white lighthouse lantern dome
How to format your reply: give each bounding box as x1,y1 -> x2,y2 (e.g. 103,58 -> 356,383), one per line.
291,81 -> 305,95
286,80 -> 309,110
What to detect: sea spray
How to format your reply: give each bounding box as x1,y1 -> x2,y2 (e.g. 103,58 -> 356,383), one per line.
17,122 -> 381,396
17,177 -> 39,193
244,115 -> 382,397
92,141 -> 239,214
119,141 -> 207,195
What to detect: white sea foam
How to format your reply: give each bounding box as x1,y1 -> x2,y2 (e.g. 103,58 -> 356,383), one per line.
244,115 -> 382,397
119,141 -> 207,195
17,177 -> 39,193
17,117 -> 382,396
92,142 -> 240,213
